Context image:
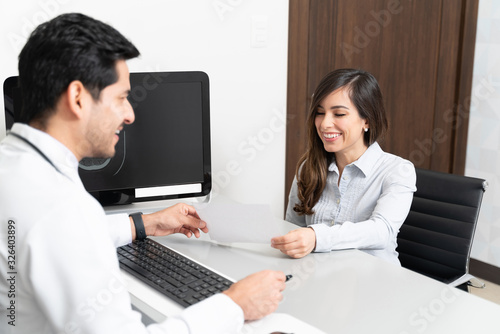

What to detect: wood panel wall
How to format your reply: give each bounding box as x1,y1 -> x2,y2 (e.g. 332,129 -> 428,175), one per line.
285,0 -> 479,209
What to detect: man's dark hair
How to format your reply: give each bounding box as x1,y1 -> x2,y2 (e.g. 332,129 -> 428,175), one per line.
18,13 -> 140,126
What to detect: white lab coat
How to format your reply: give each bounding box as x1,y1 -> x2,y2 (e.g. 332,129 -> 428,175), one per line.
0,123 -> 243,334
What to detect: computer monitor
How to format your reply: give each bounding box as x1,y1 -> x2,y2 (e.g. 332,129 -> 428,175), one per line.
3,71 -> 212,205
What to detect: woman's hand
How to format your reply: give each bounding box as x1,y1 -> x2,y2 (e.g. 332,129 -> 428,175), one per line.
271,227 -> 316,258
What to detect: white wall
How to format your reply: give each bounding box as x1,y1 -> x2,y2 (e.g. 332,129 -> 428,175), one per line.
466,0 -> 500,268
0,0 -> 289,218
3,0 -> 497,269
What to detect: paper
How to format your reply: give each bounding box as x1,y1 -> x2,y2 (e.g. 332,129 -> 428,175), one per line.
194,196 -> 287,243
240,313 -> 327,334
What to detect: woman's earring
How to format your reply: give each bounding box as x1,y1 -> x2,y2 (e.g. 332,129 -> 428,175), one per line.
364,128 -> 369,132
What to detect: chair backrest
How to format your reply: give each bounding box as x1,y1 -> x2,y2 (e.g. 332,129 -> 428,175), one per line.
397,168 -> 487,283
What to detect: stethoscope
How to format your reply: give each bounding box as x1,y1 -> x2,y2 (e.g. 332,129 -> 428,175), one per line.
8,131 -> 64,175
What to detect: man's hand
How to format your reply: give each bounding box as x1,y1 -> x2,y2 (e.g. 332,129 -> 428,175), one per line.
271,227 -> 316,259
130,203 -> 208,240
223,270 -> 286,321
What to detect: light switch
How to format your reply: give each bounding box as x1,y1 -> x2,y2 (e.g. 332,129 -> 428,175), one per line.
251,15 -> 268,48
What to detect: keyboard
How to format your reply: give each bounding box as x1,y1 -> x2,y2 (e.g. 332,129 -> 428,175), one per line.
117,238 -> 233,308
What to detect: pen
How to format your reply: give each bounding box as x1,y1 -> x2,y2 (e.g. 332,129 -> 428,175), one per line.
285,274 -> 293,282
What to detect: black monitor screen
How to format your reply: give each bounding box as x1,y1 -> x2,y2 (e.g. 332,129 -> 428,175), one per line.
3,71 -> 212,205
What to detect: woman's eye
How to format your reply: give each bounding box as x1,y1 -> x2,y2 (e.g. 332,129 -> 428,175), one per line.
335,114 -> 346,117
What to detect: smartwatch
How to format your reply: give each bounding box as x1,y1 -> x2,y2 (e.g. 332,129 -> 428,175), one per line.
129,212 -> 146,240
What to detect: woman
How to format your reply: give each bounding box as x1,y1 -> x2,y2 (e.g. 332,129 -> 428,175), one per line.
271,68 -> 416,265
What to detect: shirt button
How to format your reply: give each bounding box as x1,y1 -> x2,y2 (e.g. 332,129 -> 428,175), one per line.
330,220 -> 335,226
336,199 -> 340,204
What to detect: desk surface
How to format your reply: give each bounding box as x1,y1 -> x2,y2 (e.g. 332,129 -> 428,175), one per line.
122,221 -> 500,334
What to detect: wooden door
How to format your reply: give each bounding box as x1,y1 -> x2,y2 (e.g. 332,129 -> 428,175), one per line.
285,0 -> 479,209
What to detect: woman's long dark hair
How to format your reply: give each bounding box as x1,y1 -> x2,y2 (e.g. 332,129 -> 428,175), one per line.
293,68 -> 388,215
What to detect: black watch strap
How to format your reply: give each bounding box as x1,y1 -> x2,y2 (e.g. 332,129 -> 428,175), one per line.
129,212 -> 146,240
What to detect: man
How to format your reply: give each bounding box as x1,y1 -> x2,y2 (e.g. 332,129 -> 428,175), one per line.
0,13 -> 285,334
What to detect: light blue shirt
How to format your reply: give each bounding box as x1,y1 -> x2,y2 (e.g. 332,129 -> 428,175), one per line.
286,142 -> 416,265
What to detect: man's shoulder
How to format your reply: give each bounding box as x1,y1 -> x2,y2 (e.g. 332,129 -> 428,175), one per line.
0,153 -> 104,227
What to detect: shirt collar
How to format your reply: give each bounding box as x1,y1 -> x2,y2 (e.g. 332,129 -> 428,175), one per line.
328,142 -> 383,177
352,142 -> 383,177
9,123 -> 81,184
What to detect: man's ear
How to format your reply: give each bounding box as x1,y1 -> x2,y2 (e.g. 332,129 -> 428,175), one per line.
66,80 -> 88,120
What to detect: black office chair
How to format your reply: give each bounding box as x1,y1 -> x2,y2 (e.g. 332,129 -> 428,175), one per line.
397,168 -> 487,291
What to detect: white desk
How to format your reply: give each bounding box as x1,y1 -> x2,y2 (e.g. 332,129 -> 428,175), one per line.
120,229 -> 500,334
107,201 -> 500,333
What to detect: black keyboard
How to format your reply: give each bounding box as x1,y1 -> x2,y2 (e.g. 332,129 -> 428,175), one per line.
117,238 -> 233,307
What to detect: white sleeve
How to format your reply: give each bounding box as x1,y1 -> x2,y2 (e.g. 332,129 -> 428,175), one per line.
27,196 -> 243,334
148,294 -> 244,334
106,213 -> 133,247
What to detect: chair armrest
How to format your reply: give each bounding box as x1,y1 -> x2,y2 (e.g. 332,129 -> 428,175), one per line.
448,273 -> 485,289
